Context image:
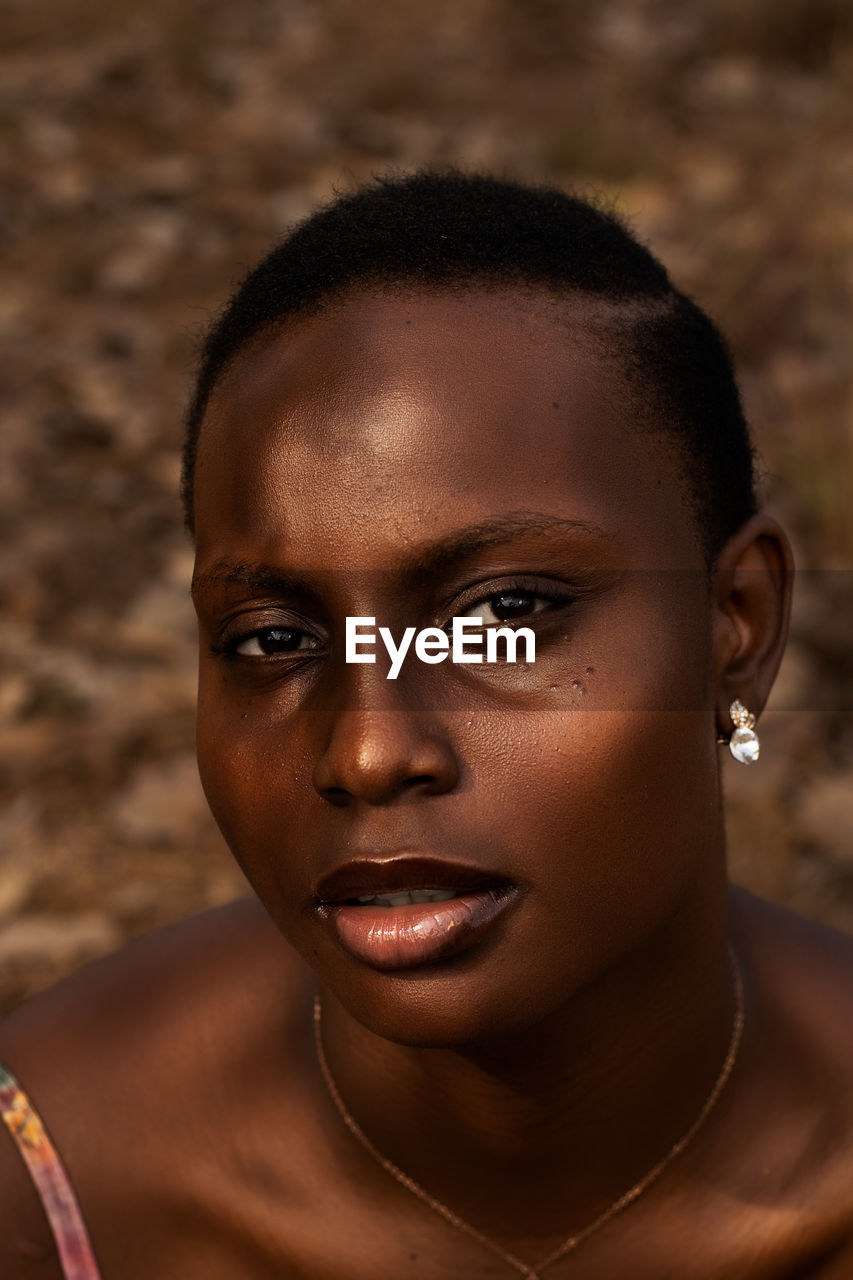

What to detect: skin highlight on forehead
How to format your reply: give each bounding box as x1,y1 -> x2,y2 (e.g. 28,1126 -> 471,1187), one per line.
193,289 -> 708,576
191,288 -> 716,728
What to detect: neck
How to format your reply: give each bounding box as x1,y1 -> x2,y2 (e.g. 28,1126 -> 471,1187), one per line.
315,879 -> 738,1241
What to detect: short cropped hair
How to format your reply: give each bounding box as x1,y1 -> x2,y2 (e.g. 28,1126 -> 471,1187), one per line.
182,170 -> 757,563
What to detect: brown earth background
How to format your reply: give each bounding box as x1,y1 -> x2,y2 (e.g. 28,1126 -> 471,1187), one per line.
1,0 -> 852,1013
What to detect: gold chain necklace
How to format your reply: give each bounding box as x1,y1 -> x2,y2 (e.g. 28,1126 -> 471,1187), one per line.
313,947 -> 744,1279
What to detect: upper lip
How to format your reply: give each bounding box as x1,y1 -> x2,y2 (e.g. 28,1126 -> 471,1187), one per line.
314,855 -> 513,904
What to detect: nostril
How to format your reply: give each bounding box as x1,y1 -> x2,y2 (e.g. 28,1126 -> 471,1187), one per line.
318,775 -> 443,807
406,774 -> 443,793
321,785 -> 352,807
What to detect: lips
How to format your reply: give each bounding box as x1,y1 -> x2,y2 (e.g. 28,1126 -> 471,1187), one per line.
314,856 -> 517,971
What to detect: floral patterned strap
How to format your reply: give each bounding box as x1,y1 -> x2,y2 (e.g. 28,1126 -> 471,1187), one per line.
0,1061 -> 101,1280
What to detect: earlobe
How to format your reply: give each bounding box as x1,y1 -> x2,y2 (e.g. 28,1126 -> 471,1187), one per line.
711,514 -> 795,739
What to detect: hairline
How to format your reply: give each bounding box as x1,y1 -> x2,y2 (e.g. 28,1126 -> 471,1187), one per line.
185,278 -> 728,573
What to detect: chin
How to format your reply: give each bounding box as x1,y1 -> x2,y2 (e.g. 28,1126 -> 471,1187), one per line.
316,948 -> 568,1052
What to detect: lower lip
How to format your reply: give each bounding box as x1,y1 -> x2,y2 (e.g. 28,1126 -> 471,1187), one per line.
324,888 -> 515,971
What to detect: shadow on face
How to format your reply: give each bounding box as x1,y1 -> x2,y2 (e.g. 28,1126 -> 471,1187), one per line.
190,288 -> 729,1046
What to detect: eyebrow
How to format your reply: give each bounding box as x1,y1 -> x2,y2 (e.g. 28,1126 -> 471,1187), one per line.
191,511 -> 609,599
191,562 -> 308,599
398,511 -> 608,587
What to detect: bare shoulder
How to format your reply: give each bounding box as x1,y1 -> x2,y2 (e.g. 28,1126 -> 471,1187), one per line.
0,896 -> 304,1093
0,897 -> 314,1274
732,886 -> 853,1065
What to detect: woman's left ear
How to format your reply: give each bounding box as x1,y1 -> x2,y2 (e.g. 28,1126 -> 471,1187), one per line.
711,514 -> 795,734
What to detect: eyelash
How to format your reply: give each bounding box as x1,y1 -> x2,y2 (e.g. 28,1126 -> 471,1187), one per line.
211,578 -> 574,663
443,576 -> 573,630
210,624 -> 322,662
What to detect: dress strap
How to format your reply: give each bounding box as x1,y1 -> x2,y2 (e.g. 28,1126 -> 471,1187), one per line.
0,1062 -> 101,1280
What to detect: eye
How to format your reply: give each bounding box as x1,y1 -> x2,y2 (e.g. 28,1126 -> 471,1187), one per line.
234,627 -> 319,656
456,589 -> 549,627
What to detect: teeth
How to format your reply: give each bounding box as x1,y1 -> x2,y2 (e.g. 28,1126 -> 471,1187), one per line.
354,889 -> 460,906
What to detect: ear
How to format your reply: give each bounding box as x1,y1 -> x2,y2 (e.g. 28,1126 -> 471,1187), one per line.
711,514 -> 794,735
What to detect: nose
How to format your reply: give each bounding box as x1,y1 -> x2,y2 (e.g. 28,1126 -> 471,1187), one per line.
312,707 -> 460,806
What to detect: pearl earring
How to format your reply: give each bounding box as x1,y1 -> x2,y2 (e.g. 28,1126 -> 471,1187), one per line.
727,699 -> 760,764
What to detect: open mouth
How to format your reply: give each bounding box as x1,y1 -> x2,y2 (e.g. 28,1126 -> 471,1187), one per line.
315,860 -> 516,971
347,888 -> 461,906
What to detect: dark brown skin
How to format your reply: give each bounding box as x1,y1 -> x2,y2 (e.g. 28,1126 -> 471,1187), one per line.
2,289 -> 852,1278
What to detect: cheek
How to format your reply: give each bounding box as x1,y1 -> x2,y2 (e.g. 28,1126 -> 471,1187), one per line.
486,707 -> 718,950
195,671 -> 310,884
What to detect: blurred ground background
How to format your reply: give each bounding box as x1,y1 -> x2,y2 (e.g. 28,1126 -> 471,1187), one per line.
1,0 -> 851,1012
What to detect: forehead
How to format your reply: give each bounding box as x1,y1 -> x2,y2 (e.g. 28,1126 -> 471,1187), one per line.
193,289 -> 702,571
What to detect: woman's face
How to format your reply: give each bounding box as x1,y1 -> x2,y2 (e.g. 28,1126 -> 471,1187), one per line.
192,289 -> 725,1046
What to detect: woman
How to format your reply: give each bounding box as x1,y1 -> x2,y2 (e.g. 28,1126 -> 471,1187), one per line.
1,172 -> 851,1278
